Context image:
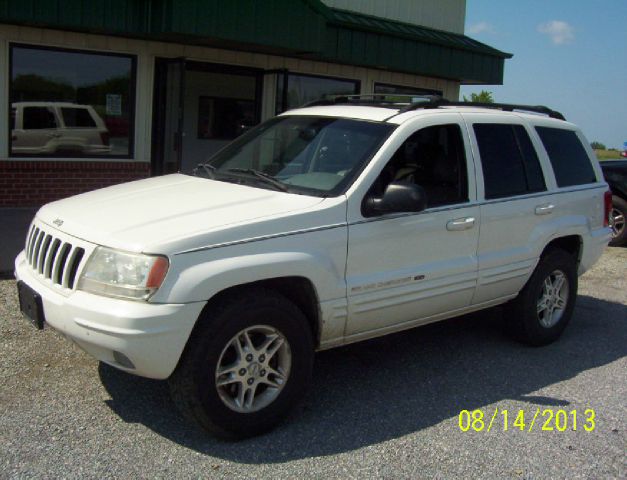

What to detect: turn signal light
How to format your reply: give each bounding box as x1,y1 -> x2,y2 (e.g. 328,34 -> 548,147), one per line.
147,256 -> 169,289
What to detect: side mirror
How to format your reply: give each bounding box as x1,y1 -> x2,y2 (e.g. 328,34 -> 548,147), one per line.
363,181 -> 427,217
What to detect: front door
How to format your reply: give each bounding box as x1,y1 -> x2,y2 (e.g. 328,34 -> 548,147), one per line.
345,115 -> 480,338
13,105 -> 61,155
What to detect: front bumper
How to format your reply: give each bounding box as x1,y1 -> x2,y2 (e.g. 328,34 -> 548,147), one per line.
15,251 -> 205,379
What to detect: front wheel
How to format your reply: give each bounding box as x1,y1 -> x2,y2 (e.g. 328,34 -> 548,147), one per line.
506,249 -> 578,346
169,288 -> 314,439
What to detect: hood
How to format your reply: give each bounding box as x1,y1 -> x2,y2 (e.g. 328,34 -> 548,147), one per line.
37,174 -> 327,253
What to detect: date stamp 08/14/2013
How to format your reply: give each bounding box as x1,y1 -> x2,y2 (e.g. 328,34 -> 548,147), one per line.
458,408 -> 596,433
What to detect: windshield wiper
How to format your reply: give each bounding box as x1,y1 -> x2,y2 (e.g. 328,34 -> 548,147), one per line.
193,163 -> 217,179
226,168 -> 290,192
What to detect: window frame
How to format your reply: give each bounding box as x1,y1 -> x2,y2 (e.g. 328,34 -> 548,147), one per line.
471,122 -> 548,200
364,122 -> 470,211
8,42 -> 138,160
534,126 -> 598,188
357,117 -> 475,218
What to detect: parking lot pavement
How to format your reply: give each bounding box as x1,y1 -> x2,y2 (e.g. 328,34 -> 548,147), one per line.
1,248 -> 625,479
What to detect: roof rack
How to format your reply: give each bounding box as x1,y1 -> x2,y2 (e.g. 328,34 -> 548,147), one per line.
304,94 -> 440,109
398,97 -> 566,120
304,94 -> 566,120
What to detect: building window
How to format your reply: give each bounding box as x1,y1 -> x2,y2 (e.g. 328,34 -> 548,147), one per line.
374,82 -> 442,97
276,73 -> 359,113
9,44 -> 136,158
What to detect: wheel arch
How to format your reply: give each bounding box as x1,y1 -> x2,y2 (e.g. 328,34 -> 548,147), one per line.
185,276 -> 322,351
541,234 -> 583,265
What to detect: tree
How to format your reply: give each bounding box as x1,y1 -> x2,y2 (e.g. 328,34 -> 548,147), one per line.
11,74 -> 75,102
463,90 -> 494,103
590,141 -> 606,150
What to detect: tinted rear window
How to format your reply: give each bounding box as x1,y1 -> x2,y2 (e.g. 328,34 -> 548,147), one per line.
474,124 -> 546,199
514,125 -> 546,192
61,108 -> 97,128
535,127 -> 596,187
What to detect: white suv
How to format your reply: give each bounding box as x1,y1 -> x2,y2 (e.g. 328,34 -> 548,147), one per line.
15,96 -> 612,439
11,102 -> 111,155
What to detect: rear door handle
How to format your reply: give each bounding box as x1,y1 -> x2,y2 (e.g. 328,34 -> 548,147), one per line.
446,217 -> 475,231
535,203 -> 555,215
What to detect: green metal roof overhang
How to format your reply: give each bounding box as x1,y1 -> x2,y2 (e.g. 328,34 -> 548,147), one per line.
0,0 -> 512,84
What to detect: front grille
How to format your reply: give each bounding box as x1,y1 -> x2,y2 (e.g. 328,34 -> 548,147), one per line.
24,224 -> 85,289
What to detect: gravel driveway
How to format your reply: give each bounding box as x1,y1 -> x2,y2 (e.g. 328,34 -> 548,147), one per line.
1,248 -> 626,479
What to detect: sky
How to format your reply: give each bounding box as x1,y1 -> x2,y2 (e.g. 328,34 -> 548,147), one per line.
460,0 -> 627,150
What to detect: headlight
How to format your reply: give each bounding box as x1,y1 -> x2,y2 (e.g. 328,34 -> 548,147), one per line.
77,247 -> 169,301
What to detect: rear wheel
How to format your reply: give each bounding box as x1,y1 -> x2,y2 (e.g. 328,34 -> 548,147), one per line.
506,249 -> 577,346
169,287 -> 314,439
608,195 -> 627,246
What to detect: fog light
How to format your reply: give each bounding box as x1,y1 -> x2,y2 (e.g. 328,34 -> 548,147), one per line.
113,351 -> 135,369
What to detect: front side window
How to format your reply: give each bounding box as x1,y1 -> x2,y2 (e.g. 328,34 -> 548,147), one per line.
474,123 -> 546,199
204,116 -> 395,196
276,74 -> 359,113
23,107 -> 57,129
535,127 -> 597,187
9,44 -> 136,158
369,124 -> 469,208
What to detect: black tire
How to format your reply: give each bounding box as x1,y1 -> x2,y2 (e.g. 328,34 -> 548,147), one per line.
505,248 -> 578,346
608,195 -> 627,247
168,287 -> 314,439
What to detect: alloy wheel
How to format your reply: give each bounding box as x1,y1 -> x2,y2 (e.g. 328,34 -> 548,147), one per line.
609,207 -> 625,239
215,325 -> 291,413
536,269 -> 569,328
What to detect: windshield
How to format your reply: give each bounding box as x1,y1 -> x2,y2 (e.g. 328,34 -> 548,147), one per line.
202,115 -> 395,196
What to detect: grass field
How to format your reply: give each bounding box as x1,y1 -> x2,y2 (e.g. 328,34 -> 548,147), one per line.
594,149 -> 622,160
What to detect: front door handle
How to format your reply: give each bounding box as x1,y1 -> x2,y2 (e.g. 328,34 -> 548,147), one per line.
535,203 -> 555,215
446,217 -> 475,231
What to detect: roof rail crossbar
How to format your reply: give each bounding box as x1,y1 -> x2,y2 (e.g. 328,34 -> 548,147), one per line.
303,95 -> 566,121
304,94 -> 442,109
399,98 -> 566,120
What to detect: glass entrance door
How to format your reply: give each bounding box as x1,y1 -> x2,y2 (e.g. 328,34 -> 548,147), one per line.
152,59 -> 261,175
152,57 -> 186,174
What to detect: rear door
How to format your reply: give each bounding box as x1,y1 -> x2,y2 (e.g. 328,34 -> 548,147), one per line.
58,106 -> 100,153
464,114 -> 554,304
345,114 -> 480,337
